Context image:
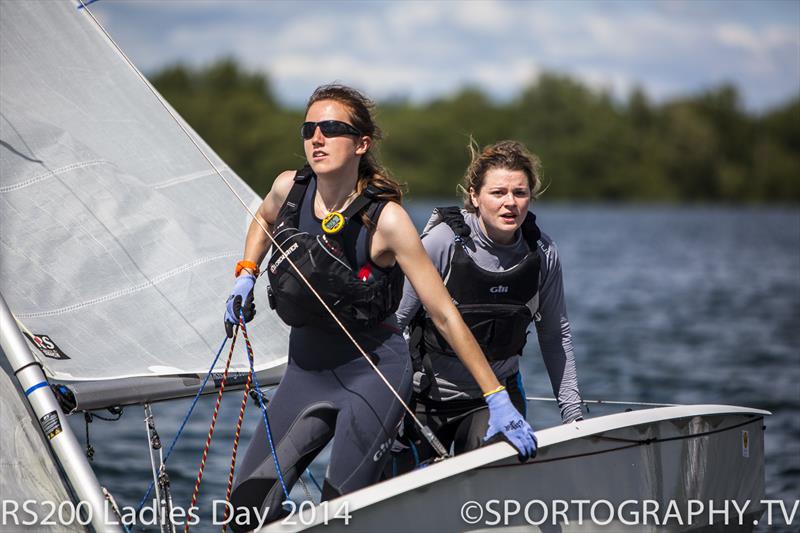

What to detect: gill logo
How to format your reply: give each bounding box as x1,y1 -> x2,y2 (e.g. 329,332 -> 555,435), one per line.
490,285 -> 509,294
372,436 -> 394,462
269,242 -> 299,274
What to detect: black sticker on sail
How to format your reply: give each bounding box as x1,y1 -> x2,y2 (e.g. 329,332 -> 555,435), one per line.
24,333 -> 70,360
40,410 -> 63,440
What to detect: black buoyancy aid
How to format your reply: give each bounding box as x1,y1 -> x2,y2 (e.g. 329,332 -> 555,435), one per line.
266,166 -> 404,331
420,207 -> 541,361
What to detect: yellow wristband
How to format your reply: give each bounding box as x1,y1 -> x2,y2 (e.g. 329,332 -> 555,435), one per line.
483,385 -> 506,398
235,260 -> 259,278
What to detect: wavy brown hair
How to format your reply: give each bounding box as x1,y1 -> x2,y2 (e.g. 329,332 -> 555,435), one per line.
461,139 -> 543,213
306,85 -> 403,217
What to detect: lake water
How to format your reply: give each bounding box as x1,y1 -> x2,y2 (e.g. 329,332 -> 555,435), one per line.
72,204 -> 800,532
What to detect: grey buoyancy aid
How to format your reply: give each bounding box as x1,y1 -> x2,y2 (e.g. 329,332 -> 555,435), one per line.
417,207 -> 541,361
266,166 -> 404,331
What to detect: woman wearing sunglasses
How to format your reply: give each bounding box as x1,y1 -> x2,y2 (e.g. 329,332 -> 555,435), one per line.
389,140 -> 583,475
225,85 -> 535,529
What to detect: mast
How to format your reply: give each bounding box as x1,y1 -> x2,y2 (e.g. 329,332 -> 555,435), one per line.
0,293 -> 124,533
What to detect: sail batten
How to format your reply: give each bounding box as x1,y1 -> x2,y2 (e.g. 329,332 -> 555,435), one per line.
1,0 -> 289,407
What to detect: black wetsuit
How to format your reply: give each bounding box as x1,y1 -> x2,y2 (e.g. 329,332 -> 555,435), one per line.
229,177 -> 412,530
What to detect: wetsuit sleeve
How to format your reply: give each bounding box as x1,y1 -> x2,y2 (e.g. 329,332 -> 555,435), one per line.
395,223 -> 455,331
533,237 -> 583,422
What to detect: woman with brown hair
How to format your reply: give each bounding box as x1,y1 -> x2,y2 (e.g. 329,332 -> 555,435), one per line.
391,139 -> 583,474
225,86 -> 534,528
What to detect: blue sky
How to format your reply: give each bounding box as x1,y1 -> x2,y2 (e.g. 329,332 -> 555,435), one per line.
89,0 -> 800,112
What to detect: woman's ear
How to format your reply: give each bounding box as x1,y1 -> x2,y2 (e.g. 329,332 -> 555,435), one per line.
355,136 -> 371,155
469,187 -> 479,210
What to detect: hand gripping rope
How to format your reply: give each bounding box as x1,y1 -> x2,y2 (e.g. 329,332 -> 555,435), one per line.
76,1 -> 448,461
186,313 -> 292,533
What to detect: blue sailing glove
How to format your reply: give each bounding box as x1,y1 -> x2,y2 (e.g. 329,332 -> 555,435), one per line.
224,274 -> 256,338
484,390 -> 537,461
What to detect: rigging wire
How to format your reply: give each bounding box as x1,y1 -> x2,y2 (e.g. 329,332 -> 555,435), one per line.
75,0 -> 447,459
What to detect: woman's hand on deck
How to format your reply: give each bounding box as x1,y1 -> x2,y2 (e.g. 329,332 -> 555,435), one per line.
484,390 -> 538,461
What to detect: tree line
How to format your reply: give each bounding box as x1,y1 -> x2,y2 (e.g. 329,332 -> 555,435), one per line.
151,58 -> 799,203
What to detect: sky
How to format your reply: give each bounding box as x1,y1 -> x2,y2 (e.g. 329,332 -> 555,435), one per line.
88,0 -> 800,112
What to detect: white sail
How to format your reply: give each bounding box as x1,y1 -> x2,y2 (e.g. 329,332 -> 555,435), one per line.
0,0 -> 289,409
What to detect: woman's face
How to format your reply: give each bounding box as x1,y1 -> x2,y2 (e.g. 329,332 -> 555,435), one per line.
470,167 -> 531,244
303,99 -> 368,177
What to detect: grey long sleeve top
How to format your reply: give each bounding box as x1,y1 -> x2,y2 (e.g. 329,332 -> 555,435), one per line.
395,209 -> 583,422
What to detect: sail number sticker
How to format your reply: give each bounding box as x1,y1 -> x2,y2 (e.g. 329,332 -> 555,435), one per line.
24,333 -> 70,360
40,411 -> 63,440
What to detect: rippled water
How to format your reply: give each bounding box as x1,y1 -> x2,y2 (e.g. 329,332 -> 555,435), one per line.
71,204 -> 800,531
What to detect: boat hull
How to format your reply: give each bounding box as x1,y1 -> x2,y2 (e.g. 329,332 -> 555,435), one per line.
259,406 -> 767,533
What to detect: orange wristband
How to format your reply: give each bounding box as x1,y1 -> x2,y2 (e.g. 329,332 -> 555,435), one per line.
235,260 -> 259,277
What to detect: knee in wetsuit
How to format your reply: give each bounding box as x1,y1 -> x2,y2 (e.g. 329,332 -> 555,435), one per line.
229,402 -> 338,532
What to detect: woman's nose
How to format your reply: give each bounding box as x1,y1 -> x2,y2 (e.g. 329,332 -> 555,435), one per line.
311,126 -> 325,144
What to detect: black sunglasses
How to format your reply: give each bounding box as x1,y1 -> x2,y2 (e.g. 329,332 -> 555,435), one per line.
301,120 -> 362,140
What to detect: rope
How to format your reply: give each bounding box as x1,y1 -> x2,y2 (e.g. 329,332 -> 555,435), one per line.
75,0 -> 442,458
137,337 -> 228,511
305,469 -> 323,494
221,355 -> 253,531
239,311 -> 291,504
185,333 -> 238,532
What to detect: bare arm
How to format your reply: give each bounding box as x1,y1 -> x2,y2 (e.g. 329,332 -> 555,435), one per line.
238,170 -> 296,275
374,203 -> 503,394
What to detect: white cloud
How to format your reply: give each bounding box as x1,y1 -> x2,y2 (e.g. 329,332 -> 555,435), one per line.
715,23 -> 763,53
471,59 -> 540,93
386,1 -> 446,34
450,0 -> 515,34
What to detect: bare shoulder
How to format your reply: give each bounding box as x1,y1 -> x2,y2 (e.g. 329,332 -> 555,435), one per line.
268,170 -> 297,203
260,170 -> 297,223
375,201 -> 416,239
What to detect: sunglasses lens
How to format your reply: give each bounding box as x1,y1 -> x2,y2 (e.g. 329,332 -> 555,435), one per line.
300,120 -> 359,139
300,122 -> 316,139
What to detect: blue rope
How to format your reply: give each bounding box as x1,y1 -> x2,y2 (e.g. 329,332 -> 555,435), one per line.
239,310 -> 292,506
137,336 -> 228,511
410,440 -> 421,466
305,468 -> 323,493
